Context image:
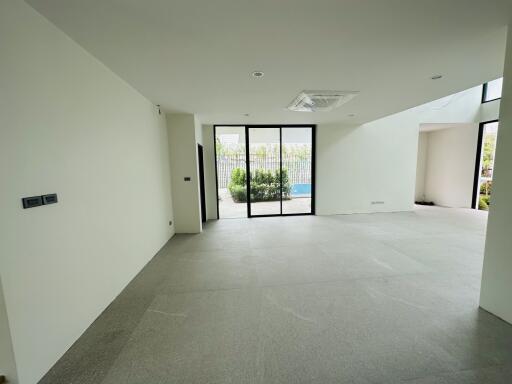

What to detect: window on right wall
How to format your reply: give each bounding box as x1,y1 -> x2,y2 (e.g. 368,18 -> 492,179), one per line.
482,77 -> 503,103
473,120 -> 499,211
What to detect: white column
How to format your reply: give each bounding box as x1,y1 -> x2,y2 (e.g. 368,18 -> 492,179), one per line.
480,26 -> 512,323
167,113 -> 203,233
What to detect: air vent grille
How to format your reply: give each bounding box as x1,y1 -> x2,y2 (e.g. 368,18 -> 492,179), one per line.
288,90 -> 358,112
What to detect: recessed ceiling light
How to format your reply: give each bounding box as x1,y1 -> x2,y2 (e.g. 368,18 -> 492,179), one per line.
431,75 -> 443,80
252,71 -> 264,78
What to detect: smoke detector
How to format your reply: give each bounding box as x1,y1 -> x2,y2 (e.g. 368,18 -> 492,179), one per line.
287,90 -> 358,112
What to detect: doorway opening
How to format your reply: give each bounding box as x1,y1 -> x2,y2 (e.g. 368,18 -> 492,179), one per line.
197,144 -> 207,222
472,120 -> 499,211
214,125 -> 315,218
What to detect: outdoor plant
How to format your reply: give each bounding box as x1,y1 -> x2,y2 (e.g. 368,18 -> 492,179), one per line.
481,134 -> 497,177
479,195 -> 490,211
228,167 -> 247,202
228,167 -> 291,203
480,180 -> 492,196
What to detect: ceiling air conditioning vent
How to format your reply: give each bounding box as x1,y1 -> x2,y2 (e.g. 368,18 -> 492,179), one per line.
287,90 -> 358,112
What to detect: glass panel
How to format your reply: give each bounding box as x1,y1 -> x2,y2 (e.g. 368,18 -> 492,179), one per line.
484,78 -> 503,102
477,121 -> 499,211
248,127 -> 281,216
215,126 -> 247,218
282,127 -> 313,214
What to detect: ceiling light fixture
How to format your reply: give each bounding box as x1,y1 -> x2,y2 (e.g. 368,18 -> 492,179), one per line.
431,75 -> 443,80
252,71 -> 264,78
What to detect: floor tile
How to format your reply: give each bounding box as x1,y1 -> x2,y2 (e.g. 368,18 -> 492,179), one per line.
38,207 -> 512,384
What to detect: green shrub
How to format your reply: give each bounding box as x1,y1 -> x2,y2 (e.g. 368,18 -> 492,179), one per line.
230,167 -> 246,186
227,167 -> 291,202
480,181 -> 492,195
479,195 -> 490,210
228,168 -> 247,202
229,184 -> 247,203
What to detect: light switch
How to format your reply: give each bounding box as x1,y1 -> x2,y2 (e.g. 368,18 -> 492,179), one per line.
22,196 -> 43,209
42,193 -> 58,205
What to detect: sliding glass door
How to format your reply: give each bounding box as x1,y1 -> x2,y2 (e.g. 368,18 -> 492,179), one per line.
214,125 -> 315,218
246,126 -> 315,217
214,126 -> 247,219
282,127 -> 314,215
248,127 -> 281,216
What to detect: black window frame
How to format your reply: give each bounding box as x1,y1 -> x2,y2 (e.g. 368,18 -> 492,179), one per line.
472,119 -> 499,209
213,124 -> 316,219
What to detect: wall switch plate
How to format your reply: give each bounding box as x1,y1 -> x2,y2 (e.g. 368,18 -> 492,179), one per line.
22,196 -> 43,209
42,193 -> 58,205
169,220 -> 173,226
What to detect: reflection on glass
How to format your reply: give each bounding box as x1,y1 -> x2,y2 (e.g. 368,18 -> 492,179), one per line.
282,127 -> 313,214
215,126 -> 247,218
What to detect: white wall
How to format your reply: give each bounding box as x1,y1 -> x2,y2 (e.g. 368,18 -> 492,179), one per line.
316,85 -> 500,215
0,1 -> 174,383
415,132 -> 429,202
0,277 -> 18,384
316,119 -> 418,214
195,118 -> 204,146
209,89 -> 491,216
167,114 -> 202,233
480,27 -> 512,324
203,86 -> 499,217
412,84 -> 500,208
422,124 -> 479,208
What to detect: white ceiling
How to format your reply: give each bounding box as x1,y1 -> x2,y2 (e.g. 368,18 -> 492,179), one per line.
26,0 -> 511,125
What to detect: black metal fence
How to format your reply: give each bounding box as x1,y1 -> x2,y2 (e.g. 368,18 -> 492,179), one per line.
216,154 -> 311,188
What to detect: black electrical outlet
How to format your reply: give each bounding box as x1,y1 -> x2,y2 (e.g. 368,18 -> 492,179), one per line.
22,196 -> 43,209
184,177 -> 191,181
42,193 -> 58,205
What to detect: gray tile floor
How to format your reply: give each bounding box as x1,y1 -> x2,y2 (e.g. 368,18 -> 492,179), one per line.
218,188 -> 312,218
39,206 -> 512,384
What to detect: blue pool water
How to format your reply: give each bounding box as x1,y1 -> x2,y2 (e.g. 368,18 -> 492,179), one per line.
291,183 -> 311,197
